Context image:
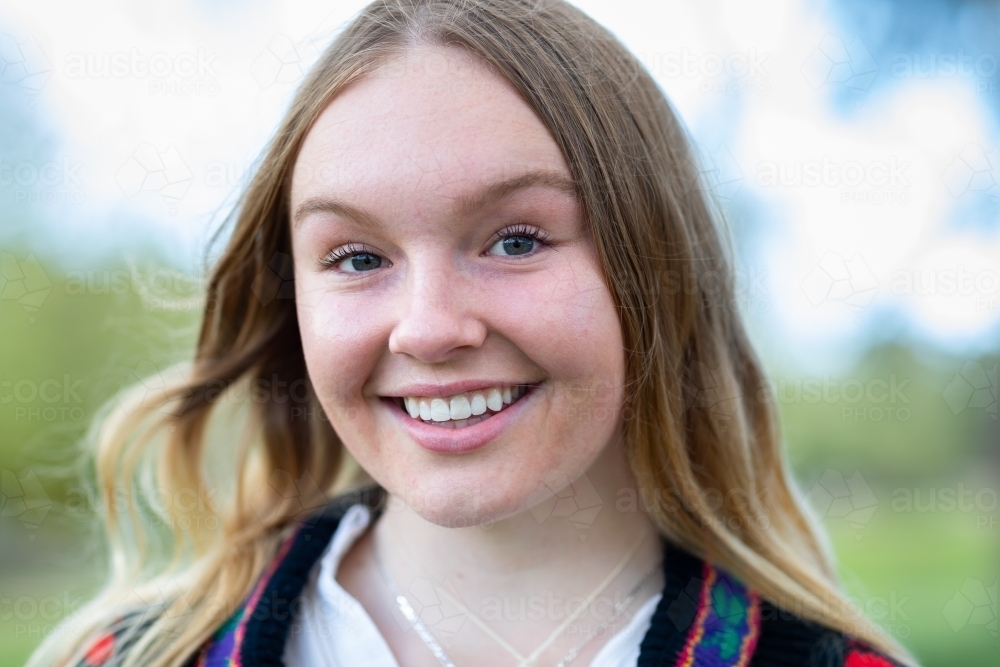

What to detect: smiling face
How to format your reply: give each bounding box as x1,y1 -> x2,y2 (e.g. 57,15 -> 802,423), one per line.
290,44 -> 626,526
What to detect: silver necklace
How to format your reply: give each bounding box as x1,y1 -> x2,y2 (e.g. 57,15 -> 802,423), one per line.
374,543 -> 661,667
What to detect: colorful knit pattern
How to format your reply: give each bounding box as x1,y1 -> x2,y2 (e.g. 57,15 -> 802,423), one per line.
68,493 -> 907,667
675,561 -> 761,667
196,610 -> 242,667
844,638 -> 900,667
193,525 -> 301,667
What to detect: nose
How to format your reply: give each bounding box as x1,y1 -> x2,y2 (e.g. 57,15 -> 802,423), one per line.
388,261 -> 487,363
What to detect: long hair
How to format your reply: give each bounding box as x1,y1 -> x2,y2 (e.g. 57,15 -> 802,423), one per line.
30,1 -> 915,665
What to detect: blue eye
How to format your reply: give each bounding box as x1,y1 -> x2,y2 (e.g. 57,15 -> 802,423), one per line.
486,224 -> 548,258
490,235 -> 534,256
322,226 -> 547,272
344,253 -> 382,272
319,244 -> 387,273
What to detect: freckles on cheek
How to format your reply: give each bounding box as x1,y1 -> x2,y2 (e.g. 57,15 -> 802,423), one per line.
494,265 -> 621,367
298,292 -> 389,400
501,266 -> 624,441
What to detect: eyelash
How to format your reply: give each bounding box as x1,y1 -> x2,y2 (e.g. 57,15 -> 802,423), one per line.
488,223 -> 550,254
317,223 -> 551,272
317,242 -> 378,270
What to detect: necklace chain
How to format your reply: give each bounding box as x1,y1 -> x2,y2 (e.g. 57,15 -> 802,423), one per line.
551,566 -> 658,667
373,532 -> 660,667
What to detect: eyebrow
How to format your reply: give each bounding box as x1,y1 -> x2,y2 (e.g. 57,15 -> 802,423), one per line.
291,170 -> 578,231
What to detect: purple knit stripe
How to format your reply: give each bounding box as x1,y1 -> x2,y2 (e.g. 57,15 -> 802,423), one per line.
194,527 -> 302,666
686,567 -> 760,667
198,611 -> 242,667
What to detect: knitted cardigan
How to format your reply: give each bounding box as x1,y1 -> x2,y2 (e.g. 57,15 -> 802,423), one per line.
75,487 -> 903,667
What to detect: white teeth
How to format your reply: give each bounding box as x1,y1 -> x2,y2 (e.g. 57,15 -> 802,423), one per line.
405,397 -> 419,419
486,388 -> 503,412
449,395 -> 472,420
400,385 -> 532,426
430,398 -> 450,422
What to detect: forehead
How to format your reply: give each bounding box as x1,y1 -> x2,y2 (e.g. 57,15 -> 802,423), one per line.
290,44 -> 570,208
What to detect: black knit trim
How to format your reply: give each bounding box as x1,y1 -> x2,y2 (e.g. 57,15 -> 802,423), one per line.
239,485 -> 387,667
751,601 -> 847,667
636,540 -> 704,666
233,489 -> 882,667
634,542 -> 860,667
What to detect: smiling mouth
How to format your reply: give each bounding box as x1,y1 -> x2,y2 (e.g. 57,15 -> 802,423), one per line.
388,383 -> 539,429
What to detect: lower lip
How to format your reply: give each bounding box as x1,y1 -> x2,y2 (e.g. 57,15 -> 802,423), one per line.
383,386 -> 539,454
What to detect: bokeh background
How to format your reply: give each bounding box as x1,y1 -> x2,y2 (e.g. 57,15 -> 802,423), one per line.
1,0 -> 997,665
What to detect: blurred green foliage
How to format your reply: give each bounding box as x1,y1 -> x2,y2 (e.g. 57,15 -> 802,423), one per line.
1,250 -> 997,666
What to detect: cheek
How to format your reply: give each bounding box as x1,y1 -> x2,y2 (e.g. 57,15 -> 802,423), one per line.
487,256 -> 626,448
295,277 -> 389,418
490,256 -> 624,394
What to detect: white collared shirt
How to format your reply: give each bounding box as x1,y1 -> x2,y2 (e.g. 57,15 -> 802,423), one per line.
284,504 -> 662,667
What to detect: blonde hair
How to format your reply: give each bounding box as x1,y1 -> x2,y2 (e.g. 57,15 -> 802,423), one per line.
30,1 -> 915,665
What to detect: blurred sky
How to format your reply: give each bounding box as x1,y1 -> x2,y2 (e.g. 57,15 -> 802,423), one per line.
1,0 -> 999,371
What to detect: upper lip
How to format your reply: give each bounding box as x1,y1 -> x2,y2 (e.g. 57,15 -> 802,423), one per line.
381,379 -> 542,398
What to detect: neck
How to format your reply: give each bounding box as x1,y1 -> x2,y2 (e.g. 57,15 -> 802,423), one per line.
367,439 -> 664,665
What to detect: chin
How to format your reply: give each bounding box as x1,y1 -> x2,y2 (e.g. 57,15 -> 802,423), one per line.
396,473 -> 536,529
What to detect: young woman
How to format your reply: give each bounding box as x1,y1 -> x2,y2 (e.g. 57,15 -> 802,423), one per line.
30,1 -> 917,666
